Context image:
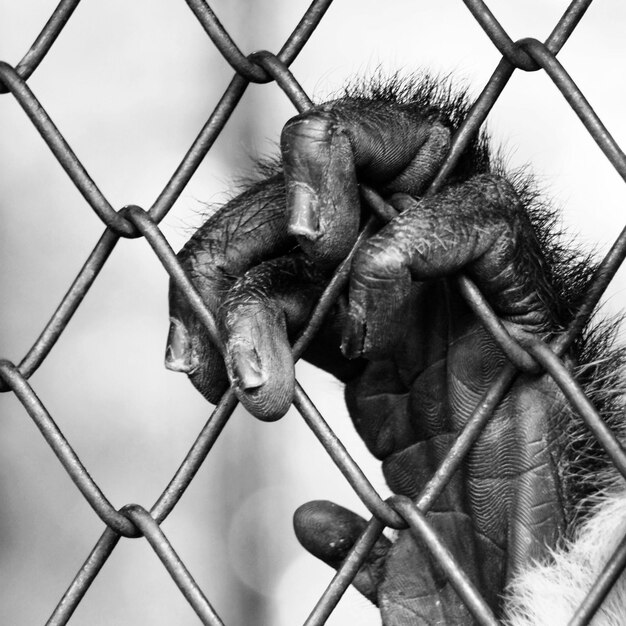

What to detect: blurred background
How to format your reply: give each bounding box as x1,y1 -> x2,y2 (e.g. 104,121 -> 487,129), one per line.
0,1 -> 625,624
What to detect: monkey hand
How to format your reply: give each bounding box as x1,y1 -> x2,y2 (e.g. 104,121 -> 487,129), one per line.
166,93 -> 570,624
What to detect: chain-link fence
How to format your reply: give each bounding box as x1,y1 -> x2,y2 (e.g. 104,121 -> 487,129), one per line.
1,0 -> 625,624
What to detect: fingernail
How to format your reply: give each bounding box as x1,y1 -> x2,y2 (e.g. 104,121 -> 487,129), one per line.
341,311 -> 366,359
230,344 -> 267,390
165,318 -> 197,373
287,183 -> 321,240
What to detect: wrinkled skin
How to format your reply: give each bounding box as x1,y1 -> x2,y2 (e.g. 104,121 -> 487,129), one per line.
166,90 -> 572,623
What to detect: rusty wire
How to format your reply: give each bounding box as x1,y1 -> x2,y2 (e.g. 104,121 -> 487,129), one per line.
1,0 -> 626,624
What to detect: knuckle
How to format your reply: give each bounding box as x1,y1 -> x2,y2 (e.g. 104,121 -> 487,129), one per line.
355,236 -> 408,281
281,109 -> 339,152
472,174 -> 523,220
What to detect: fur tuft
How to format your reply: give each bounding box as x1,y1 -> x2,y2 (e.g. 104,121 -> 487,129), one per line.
503,314 -> 626,623
340,70 -> 491,181
340,69 -> 477,129
559,316 -> 626,526
504,489 -> 626,625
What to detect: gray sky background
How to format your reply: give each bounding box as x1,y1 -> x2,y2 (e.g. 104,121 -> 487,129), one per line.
1,1 -> 625,624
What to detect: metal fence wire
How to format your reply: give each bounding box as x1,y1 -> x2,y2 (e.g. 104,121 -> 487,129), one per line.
1,0 -> 625,624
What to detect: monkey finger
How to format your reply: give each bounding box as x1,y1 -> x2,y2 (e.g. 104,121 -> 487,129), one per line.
165,303 -> 230,404
293,500 -> 391,605
221,299 -> 293,421
343,175 -> 553,359
166,176 -> 297,404
219,254 -> 328,421
281,111 -> 361,267
280,100 -> 451,267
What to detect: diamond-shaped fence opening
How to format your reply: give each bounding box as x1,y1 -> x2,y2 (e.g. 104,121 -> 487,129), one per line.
1,1 -> 626,624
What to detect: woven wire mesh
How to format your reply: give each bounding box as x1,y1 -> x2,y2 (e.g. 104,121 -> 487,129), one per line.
1,0 -> 625,624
